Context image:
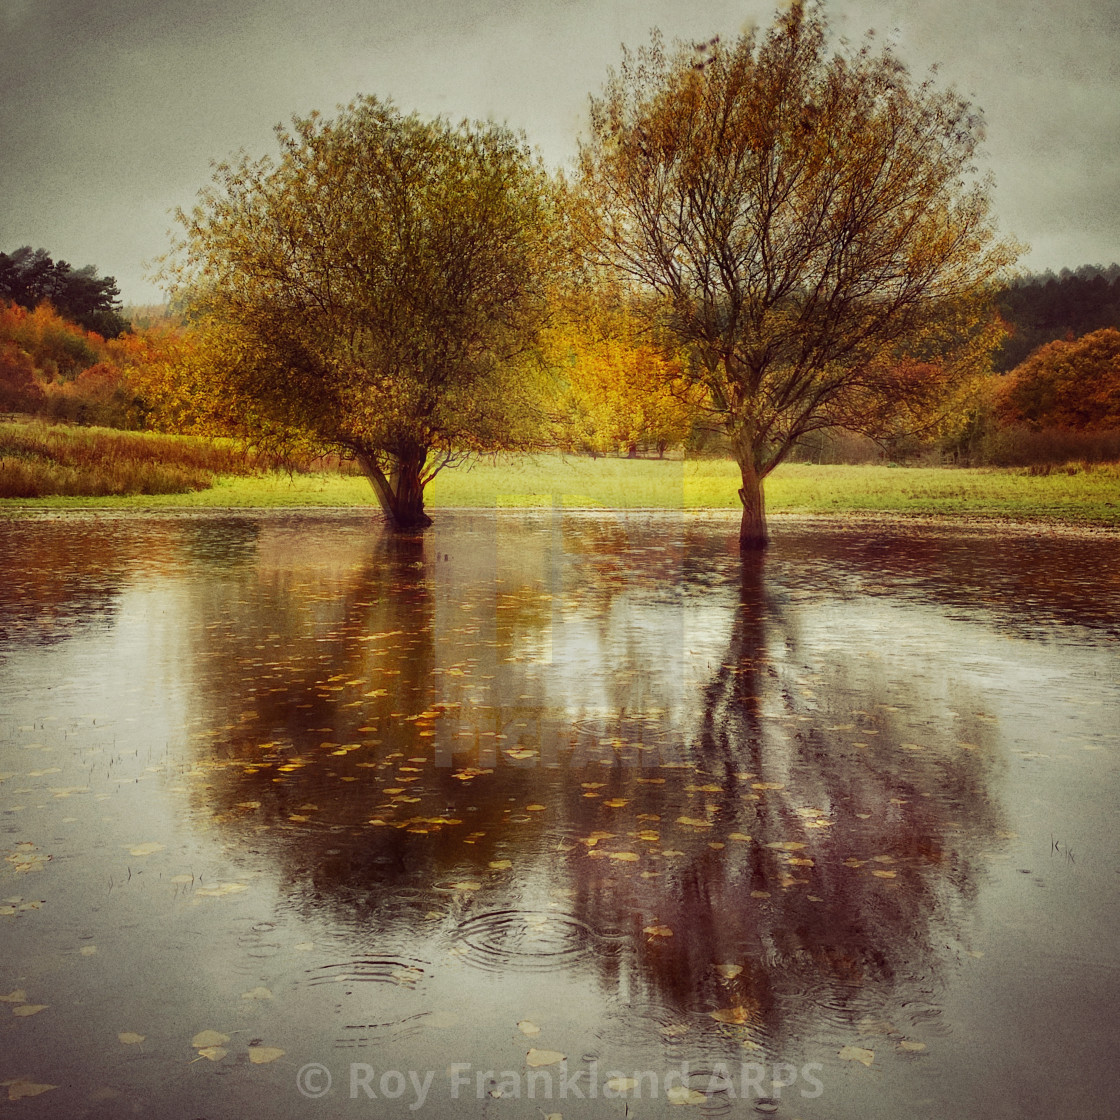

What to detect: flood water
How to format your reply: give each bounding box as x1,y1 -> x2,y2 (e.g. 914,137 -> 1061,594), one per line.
1,510 -> 1118,1119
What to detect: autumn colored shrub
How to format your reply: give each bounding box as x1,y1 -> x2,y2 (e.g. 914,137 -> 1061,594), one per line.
997,328 -> 1120,431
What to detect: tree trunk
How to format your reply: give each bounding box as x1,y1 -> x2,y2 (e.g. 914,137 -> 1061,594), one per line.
356,449 -> 433,530
736,458 -> 769,551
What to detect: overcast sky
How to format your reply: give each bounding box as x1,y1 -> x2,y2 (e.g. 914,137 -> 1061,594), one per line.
2,0 -> 1118,305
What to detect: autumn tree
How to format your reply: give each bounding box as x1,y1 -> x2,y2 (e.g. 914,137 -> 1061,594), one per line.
164,97 -> 557,528
545,302 -> 704,456
997,328 -> 1120,431
577,1 -> 1015,547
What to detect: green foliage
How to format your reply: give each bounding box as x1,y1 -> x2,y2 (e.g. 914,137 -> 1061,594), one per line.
0,247 -> 129,338
165,96 -> 559,527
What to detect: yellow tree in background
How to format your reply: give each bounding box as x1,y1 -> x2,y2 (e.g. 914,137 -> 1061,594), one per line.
546,305 -> 704,456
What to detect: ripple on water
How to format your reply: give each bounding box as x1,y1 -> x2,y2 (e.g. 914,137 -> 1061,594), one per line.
448,909 -> 596,972
304,956 -> 430,988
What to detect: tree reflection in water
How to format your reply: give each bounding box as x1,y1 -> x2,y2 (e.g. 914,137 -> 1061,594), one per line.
181,513 -> 1005,1059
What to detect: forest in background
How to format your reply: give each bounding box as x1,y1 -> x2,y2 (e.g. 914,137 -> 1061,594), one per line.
4,248 -> 1118,471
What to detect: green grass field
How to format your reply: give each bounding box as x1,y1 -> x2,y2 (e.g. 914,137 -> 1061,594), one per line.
3,449 -> 1119,526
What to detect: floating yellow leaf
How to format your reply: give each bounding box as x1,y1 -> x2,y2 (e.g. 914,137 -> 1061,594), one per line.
838,1045 -> 874,1066
241,987 -> 272,1000
728,833 -> 752,842
603,799 -> 629,808
676,817 -> 711,828
606,1077 -> 638,1093
517,1020 -> 541,1036
194,882 -> 248,897
191,1030 -> 230,1048
666,1085 -> 706,1105
5,1080 -> 56,1101
489,860 -> 512,870
525,1049 -> 566,1068
715,964 -> 743,979
0,990 -> 27,1002
898,1041 -> 926,1052
752,782 -> 786,790
526,804 -> 546,811
871,870 -> 897,879
766,841 -> 807,851
608,851 -> 639,862
248,1046 -> 285,1064
294,942 -> 314,952
196,1046 -> 227,1062
505,748 -> 537,760
79,945 -> 97,956
118,1032 -> 145,1045
709,1006 -> 750,1025
127,842 -> 164,857
451,881 -> 482,892
644,925 -> 673,937
12,1005 -> 47,1017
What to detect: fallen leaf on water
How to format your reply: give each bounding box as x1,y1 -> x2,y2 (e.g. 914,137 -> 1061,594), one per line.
709,1006 -> 750,1025
196,1046 -> 227,1062
294,942 -> 314,952
676,817 -> 711,828
450,881 -> 481,892
644,925 -> 673,937
80,946 -> 98,956
504,748 -> 537,760
728,832 -> 752,842
191,1030 -> 230,1048
526,804 -> 546,811
871,870 -> 897,879
525,1049 -> 566,1068
4,1080 -> 57,1101
838,1045 -> 874,1067
118,1032 -> 145,1045
194,882 -> 248,897
0,990 -> 27,1003
752,782 -> 786,790
606,1077 -> 638,1093
898,1041 -> 926,1052
715,964 -> 743,979
248,1046 -> 285,1064
489,860 -> 512,871
603,799 -> 629,808
517,1020 -> 540,1036
13,1005 -> 47,1017
659,1024 -> 689,1038
241,987 -> 272,1001
766,841 -> 807,851
126,843 -> 165,857
608,851 -> 639,862
667,1085 -> 706,1105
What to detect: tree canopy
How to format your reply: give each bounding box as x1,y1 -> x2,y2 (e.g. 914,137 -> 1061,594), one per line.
576,0 -> 1015,547
164,97 -> 558,527
997,328 -> 1120,431
0,247 -> 129,338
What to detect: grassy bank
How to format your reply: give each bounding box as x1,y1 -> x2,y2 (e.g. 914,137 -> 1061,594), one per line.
2,449 -> 1119,526
0,421 -> 261,497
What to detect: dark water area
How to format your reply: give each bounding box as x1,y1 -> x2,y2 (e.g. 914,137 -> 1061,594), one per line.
1,510 -> 1118,1119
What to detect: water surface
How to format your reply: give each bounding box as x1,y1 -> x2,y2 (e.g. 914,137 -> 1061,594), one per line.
1,511 -> 1118,1118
